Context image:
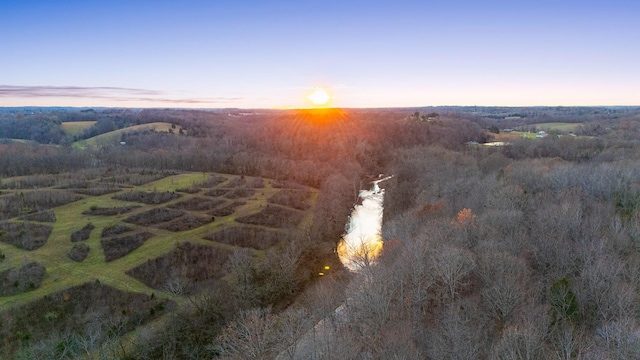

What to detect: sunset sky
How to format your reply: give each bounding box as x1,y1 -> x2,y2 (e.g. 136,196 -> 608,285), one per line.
1,0 -> 638,108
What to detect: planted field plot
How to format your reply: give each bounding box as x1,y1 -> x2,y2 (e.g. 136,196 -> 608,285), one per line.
176,187 -> 201,194
101,223 -> 134,237
225,187 -> 256,199
268,188 -> 312,210
18,209 -> 57,222
158,214 -> 214,232
0,281 -> 173,357
236,204 -> 305,228
70,222 -> 95,242
83,205 -> 141,216
68,243 -> 90,262
127,242 -> 230,294
204,226 -> 288,250
0,262 -> 46,296
168,196 -> 225,211
0,174 -> 58,189
124,208 -> 185,226
208,201 -> 246,217
227,176 -> 247,187
0,171 -> 318,356
58,180 -> 122,196
101,231 -> 154,262
113,190 -> 181,204
195,175 -> 228,188
0,190 -> 81,220
102,171 -> 174,186
0,222 -> 53,250
204,188 -> 228,197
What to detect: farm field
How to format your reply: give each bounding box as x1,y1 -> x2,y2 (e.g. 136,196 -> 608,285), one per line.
0,170 -> 317,312
491,131 -> 536,141
61,121 -> 97,135
491,122 -> 583,142
534,122 -> 582,131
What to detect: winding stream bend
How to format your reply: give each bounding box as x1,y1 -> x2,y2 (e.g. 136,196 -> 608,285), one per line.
275,176 -> 394,359
337,175 -> 393,271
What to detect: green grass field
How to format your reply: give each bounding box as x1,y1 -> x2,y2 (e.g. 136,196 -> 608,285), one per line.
0,171 -> 316,310
61,121 -> 97,135
534,122 -> 582,132
73,122 -> 183,149
499,130 -> 579,141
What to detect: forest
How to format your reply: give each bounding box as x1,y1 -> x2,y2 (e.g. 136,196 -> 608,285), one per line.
1,105 -> 640,359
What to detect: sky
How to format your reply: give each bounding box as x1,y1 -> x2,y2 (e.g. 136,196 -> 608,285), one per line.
1,0 -> 638,108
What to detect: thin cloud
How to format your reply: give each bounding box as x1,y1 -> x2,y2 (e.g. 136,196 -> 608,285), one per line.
0,85 -> 241,104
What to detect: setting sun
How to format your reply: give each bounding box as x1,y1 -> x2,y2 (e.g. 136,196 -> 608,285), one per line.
306,87 -> 332,107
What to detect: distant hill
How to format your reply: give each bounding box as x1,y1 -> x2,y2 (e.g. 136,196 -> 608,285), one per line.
73,122 -> 183,148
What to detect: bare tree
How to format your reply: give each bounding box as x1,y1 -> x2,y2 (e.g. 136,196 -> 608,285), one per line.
425,302 -> 487,360
215,307 -> 279,360
272,307 -> 313,360
490,304 -> 549,360
430,245 -> 476,303
225,248 -> 258,309
596,317 -> 640,359
479,251 -> 528,329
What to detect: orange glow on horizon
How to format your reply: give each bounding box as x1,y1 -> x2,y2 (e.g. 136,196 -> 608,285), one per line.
294,107 -> 347,125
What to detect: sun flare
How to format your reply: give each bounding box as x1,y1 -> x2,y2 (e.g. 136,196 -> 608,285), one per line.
306,87 -> 332,107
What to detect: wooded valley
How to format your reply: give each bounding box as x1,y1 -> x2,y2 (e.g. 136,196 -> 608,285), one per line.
1,106 -> 640,359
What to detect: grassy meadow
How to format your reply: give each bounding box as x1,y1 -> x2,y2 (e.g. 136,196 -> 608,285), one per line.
61,121 -> 97,135
72,122 -> 184,148
534,122 -> 581,132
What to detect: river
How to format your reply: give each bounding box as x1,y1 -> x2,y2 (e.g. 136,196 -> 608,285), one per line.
337,175 -> 392,271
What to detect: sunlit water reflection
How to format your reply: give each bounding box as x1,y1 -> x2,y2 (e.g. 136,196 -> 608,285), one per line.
338,176 -> 391,271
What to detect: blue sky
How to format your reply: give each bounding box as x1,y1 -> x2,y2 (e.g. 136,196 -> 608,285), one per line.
1,0 -> 638,108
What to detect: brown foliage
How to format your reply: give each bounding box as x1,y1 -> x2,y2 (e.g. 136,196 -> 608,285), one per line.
208,201 -> 246,217
415,201 -> 446,217
101,231 -> 154,262
82,205 -> 140,216
168,196 -> 225,211
70,222 -> 95,242
0,190 -> 81,220
267,188 -> 312,210
0,262 -> 46,296
0,221 -> 53,250
126,242 -> 230,294
236,204 -> 304,228
112,190 -> 180,205
204,226 -> 288,250
0,281 -> 173,358
158,213 -> 213,232
68,243 -> 90,262
101,223 -> 134,237
124,207 -> 185,226
18,209 -> 57,223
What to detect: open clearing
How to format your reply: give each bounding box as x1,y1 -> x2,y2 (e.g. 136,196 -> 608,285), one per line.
534,122 -> 582,132
61,121 -> 97,135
